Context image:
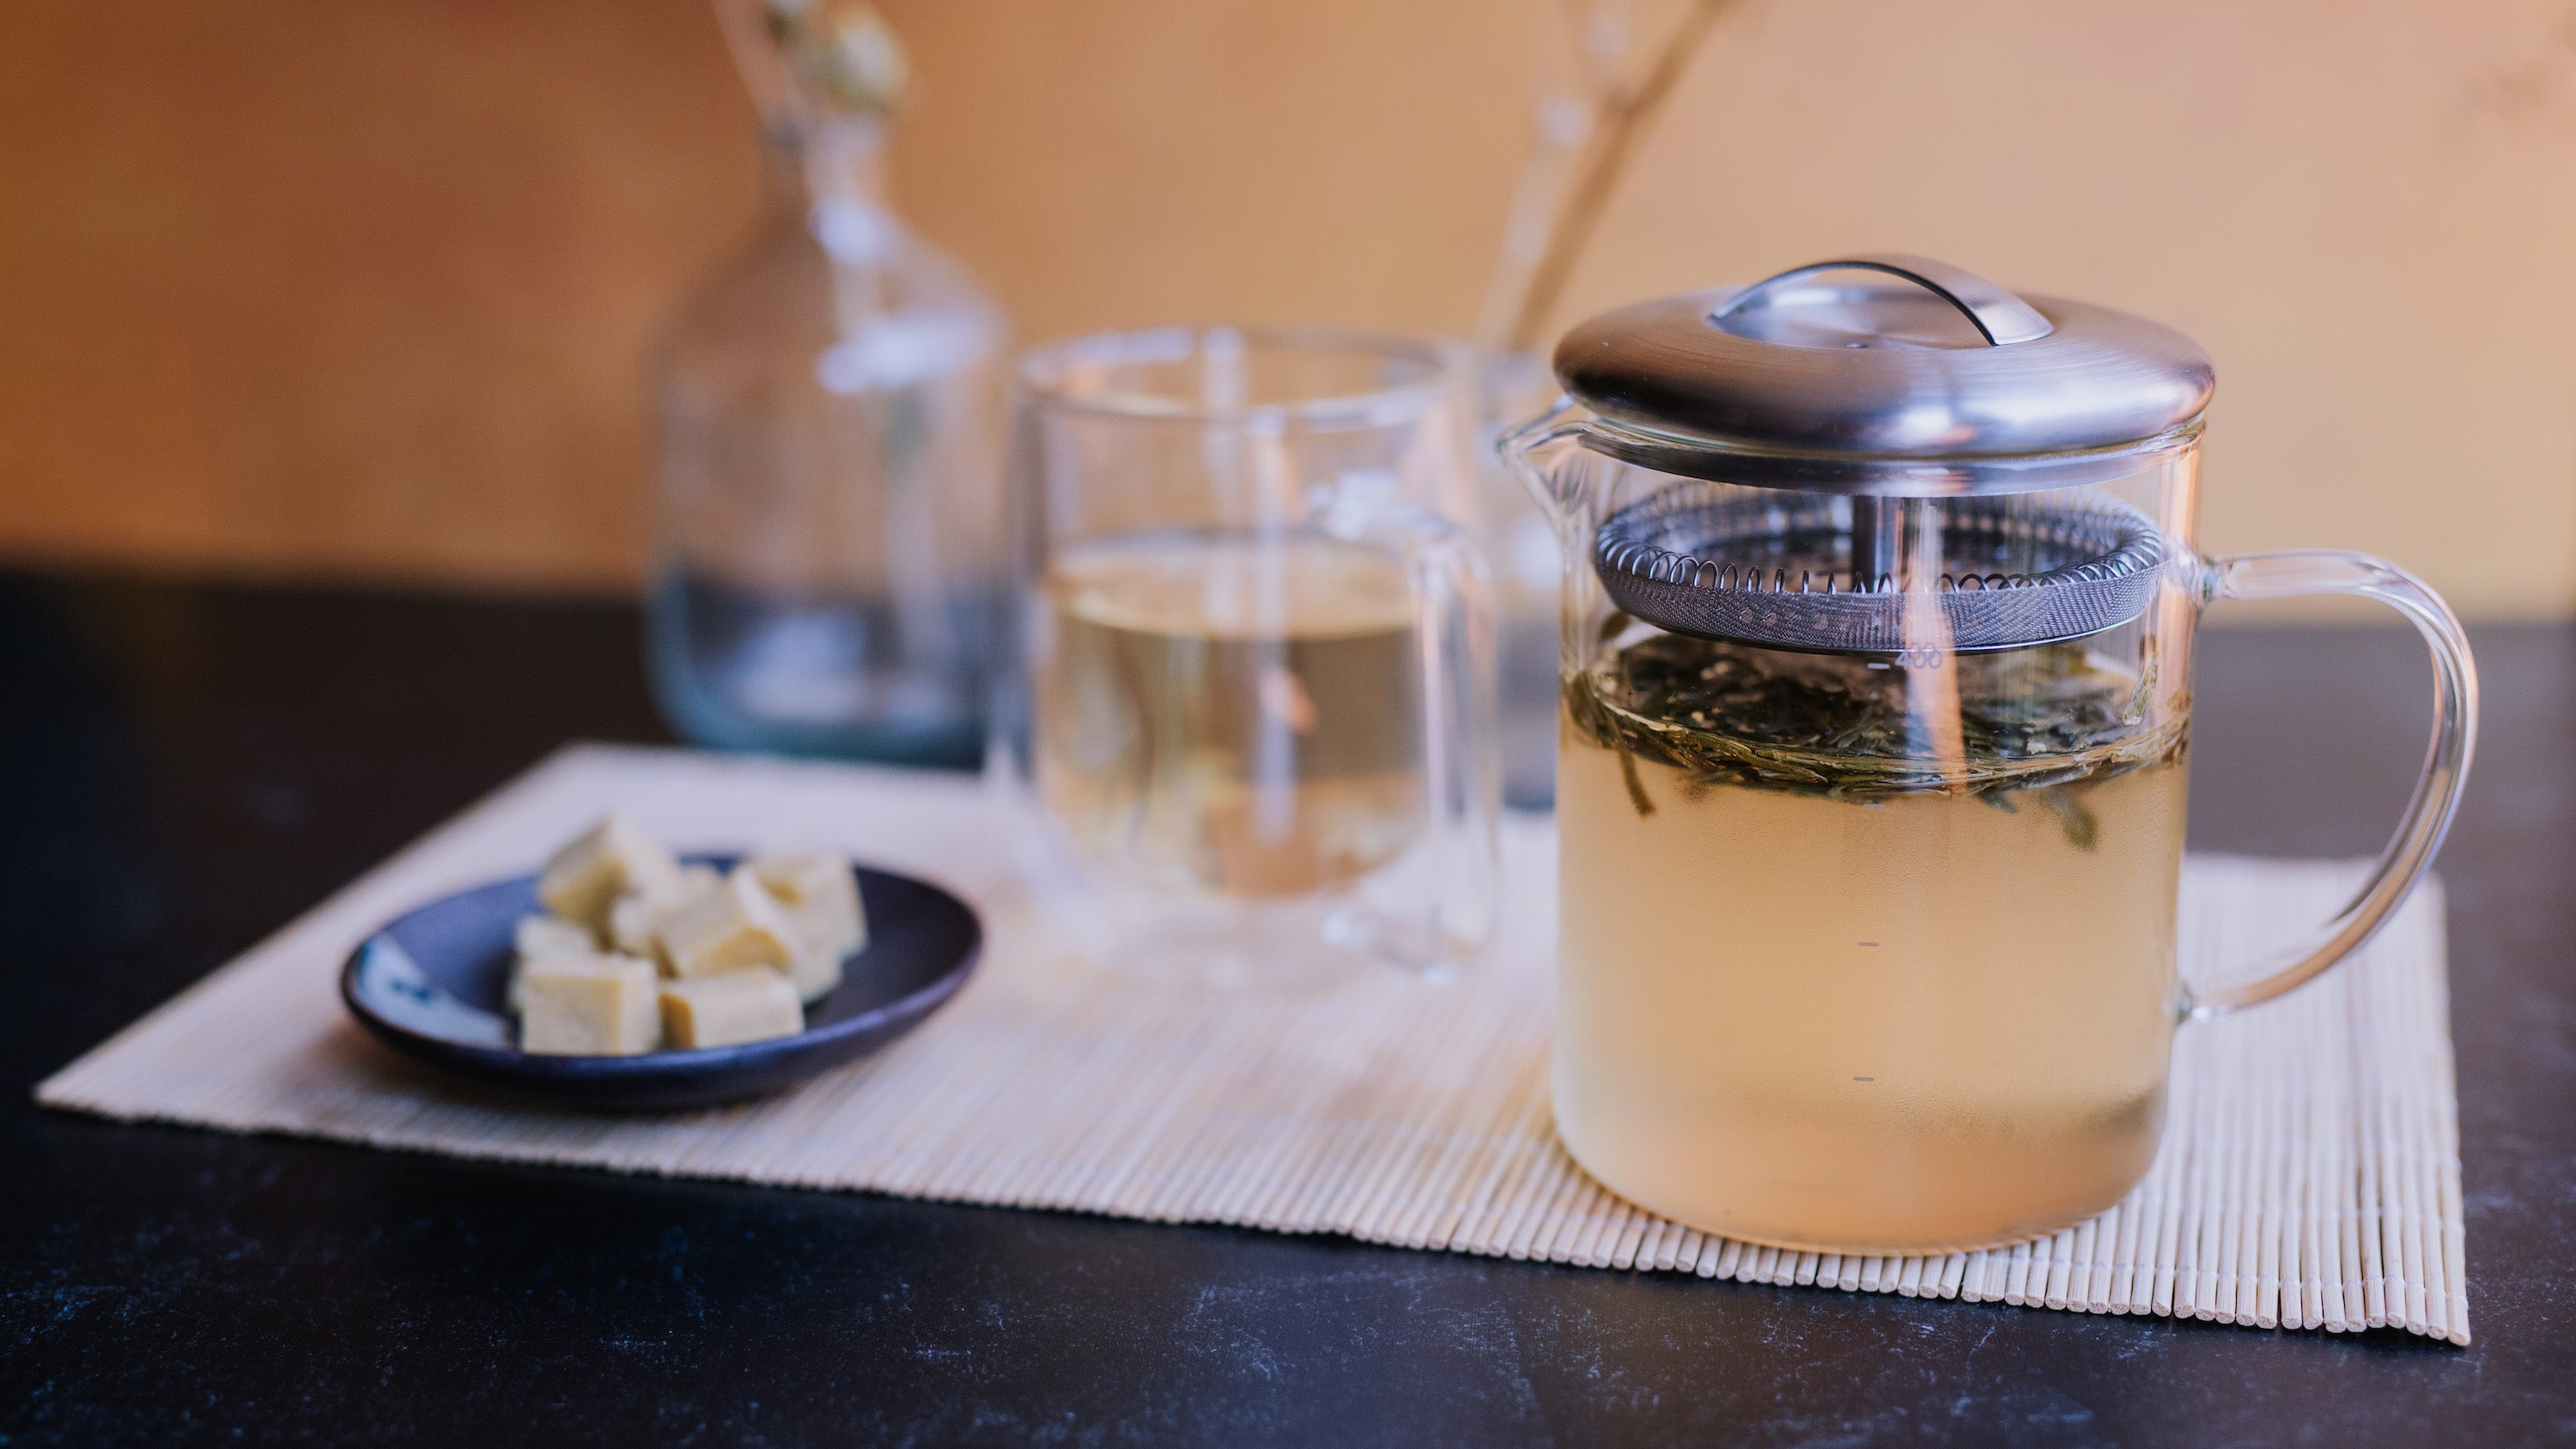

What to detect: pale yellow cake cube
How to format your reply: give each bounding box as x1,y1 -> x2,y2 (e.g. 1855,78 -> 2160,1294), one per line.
517,914 -> 597,958
537,815 -> 683,933
781,927 -> 845,1004
519,954 -> 661,1056
749,851 -> 867,1002
656,868 -> 801,980
606,863 -> 720,959
605,894 -> 654,959
507,914 -> 598,1011
659,969 -> 804,1049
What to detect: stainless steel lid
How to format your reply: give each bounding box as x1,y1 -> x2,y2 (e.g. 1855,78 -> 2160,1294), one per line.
1552,254 -> 2215,494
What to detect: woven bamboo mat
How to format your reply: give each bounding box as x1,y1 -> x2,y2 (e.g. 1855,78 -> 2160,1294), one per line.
37,744 -> 2469,1343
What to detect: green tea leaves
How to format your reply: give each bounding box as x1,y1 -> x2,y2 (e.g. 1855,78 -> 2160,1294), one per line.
1566,634 -> 2186,849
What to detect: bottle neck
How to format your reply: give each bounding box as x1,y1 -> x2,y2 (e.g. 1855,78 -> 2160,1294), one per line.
762,115 -> 919,348
762,117 -> 898,264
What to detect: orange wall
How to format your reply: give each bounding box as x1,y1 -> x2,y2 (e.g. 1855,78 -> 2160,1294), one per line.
3,0 -> 2572,616
0,0 -> 756,591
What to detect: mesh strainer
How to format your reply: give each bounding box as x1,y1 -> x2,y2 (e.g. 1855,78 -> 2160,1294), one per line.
1593,486 -> 2164,654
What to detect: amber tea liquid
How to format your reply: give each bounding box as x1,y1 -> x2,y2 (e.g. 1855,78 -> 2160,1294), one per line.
1037,534 -> 1423,899
1554,640 -> 2189,1254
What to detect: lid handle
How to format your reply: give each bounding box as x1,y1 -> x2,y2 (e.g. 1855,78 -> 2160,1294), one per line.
1709,252 -> 2055,346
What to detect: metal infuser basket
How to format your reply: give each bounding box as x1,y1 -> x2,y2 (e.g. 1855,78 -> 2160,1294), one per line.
1591,487 -> 2166,655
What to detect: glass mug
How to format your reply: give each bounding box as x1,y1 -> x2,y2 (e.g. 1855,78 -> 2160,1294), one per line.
996,326 -> 1501,980
1503,257 -> 2477,1254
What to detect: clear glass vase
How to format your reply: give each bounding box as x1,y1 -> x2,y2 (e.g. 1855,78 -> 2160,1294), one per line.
648,115 -> 1004,768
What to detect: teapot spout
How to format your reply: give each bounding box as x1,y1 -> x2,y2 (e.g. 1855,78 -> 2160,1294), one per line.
1497,399 -> 1592,527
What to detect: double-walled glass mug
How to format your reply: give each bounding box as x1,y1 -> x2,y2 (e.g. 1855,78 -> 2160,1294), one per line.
1504,256 -> 2477,1255
997,326 -> 1502,981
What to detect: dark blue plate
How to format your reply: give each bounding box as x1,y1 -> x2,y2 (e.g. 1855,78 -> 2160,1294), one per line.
340,857 -> 981,1109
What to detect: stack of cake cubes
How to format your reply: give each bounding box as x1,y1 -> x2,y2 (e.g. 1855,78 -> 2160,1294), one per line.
511,815 -> 866,1054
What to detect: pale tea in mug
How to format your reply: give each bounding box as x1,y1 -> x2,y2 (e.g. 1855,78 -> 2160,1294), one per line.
1036,533 -> 1423,899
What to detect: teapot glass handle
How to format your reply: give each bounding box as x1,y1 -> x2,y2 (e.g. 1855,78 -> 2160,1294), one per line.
2184,550 -> 2479,1016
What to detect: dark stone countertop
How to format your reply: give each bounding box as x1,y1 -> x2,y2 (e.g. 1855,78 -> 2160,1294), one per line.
1,570 -> 2568,1447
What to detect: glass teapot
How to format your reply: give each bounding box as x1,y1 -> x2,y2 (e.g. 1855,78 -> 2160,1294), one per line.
1502,255 -> 2476,1256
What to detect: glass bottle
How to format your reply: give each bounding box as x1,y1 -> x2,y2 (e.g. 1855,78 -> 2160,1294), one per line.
648,4 -> 1004,767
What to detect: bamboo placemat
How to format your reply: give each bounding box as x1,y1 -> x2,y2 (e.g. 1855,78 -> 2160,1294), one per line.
37,744 -> 2469,1343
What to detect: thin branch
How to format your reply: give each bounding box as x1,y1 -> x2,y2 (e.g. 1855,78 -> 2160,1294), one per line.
1565,0 -> 1630,106
1504,0 -> 1741,355
713,0 -> 807,133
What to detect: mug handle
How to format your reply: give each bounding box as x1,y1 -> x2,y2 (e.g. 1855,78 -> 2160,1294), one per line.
1400,514 -> 1504,969
1310,477 -> 1504,973
2185,550 -> 2480,1016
